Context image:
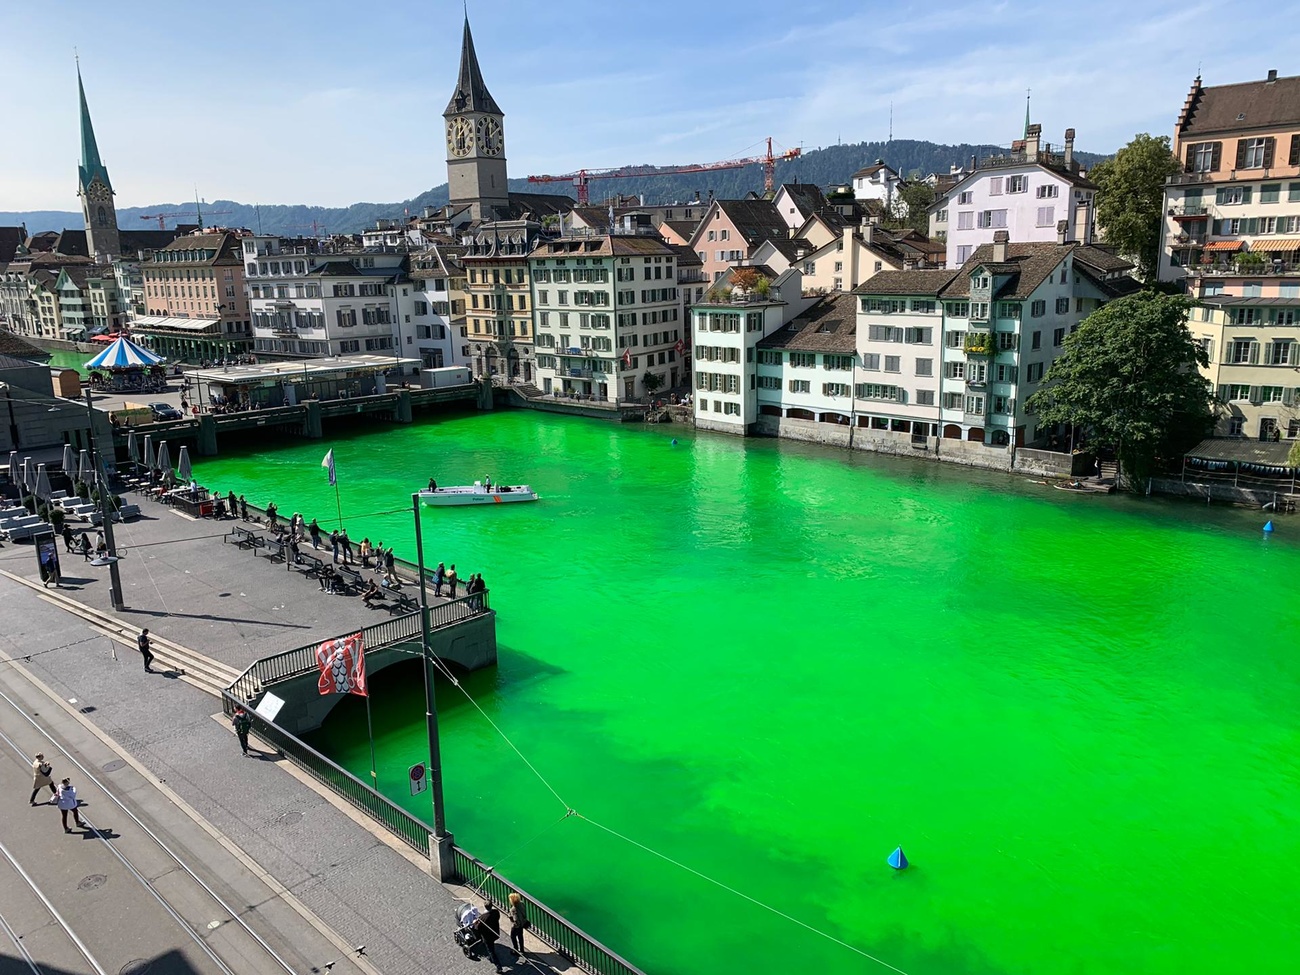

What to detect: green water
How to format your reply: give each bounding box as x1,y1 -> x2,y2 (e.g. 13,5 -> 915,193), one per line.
194,413 -> 1300,975
46,350 -> 94,373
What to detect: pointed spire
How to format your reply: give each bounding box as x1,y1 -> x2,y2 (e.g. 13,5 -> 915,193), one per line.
444,16 -> 502,116
77,63 -> 112,193
1023,88 -> 1031,141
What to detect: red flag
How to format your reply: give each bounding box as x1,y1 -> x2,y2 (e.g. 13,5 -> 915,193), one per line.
674,339 -> 684,356
316,632 -> 367,697
621,347 -> 632,368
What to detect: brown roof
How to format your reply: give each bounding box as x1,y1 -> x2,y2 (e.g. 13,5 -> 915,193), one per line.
940,241 -> 1071,299
666,243 -> 701,267
1178,73 -> 1300,137
1072,245 -> 1134,274
536,235 -> 675,258
776,183 -> 829,215
152,232 -> 241,266
1075,265 -> 1144,300
0,330 -> 51,360
757,293 -> 858,353
711,199 -> 788,245
856,268 -> 960,296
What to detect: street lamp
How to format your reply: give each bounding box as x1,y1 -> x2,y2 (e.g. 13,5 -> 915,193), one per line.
84,387 -> 125,610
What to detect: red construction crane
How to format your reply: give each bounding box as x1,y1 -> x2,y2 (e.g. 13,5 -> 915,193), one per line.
528,137 -> 801,206
139,210 -> 231,230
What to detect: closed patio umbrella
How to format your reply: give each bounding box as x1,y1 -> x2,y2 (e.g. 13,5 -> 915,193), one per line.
127,429 -> 138,465
8,451 -> 18,493
143,434 -> 155,470
78,449 -> 92,486
177,445 -> 192,482
34,464 -> 52,502
156,441 -> 171,475
62,444 -> 76,478
21,457 -> 33,494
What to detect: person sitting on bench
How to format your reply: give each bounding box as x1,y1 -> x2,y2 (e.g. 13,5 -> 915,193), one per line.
319,566 -> 339,594
361,580 -> 386,606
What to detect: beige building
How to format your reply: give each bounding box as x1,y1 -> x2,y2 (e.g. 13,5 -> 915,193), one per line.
462,221 -> 540,382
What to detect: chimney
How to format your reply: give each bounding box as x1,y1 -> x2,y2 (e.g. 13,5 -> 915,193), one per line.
992,229 -> 1009,263
1267,69 -> 1278,83
1075,203 -> 1093,245
1064,128 -> 1076,170
969,154 -> 977,172
1056,219 -> 1069,246
1025,123 -> 1042,162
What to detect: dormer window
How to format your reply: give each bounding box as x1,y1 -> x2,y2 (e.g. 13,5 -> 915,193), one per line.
973,274 -> 990,290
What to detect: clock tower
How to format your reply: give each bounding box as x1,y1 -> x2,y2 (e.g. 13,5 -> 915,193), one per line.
76,65 -> 120,259
444,17 -> 509,222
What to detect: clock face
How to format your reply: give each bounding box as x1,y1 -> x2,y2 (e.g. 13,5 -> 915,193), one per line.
447,116 -> 474,157
480,117 -> 503,156
85,180 -> 111,202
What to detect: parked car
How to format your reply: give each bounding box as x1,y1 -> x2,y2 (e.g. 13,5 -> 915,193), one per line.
149,403 -> 183,421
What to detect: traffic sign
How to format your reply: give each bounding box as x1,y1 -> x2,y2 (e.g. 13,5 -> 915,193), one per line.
409,762 -> 428,796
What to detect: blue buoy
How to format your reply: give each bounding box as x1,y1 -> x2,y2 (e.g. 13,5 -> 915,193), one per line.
888,846 -> 909,870
1264,520 -> 1275,533
670,438 -> 678,446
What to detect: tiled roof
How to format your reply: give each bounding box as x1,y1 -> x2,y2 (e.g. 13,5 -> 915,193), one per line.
713,199 -> 788,244
444,18 -> 502,116
1072,245 -> 1134,274
660,220 -> 699,242
756,293 -> 858,353
154,232 -> 241,265
1178,73 -> 1300,136
536,235 -> 674,258
759,236 -> 807,262
666,242 -> 702,266
54,230 -> 89,257
0,331 -> 51,360
855,269 -> 959,296
1075,265 -> 1144,299
777,183 -> 828,215
940,241 -> 1070,299
503,192 -> 575,219
851,162 -> 895,179
0,226 -> 25,264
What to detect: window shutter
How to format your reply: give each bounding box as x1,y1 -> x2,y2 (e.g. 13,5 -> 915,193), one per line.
1263,342 -> 1273,365
1235,139 -> 1248,170
1243,187 -> 1253,204
1211,219 -> 1221,235
1211,142 -> 1222,171
1246,217 -> 1259,234
1263,137 -> 1276,169
1204,339 -> 1213,362
1184,144 -> 1196,173
1291,135 -> 1300,167
1284,387 -> 1295,407
1249,385 -> 1261,405
1250,342 -> 1260,365
1217,384 -> 1229,402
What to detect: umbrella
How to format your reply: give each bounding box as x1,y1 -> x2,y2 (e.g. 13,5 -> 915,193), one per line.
177,445 -> 192,482
127,429 -> 138,465
143,435 -> 155,470
83,335 -> 164,370
21,457 -> 33,493
62,444 -> 76,477
78,449 -> 92,485
8,451 -> 18,492
156,441 -> 171,474
34,464 -> 52,502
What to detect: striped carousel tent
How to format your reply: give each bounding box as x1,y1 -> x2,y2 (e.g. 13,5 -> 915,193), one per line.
84,335 -> 165,371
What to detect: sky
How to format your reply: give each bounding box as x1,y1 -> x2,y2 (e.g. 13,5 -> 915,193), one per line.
1,0 -> 1296,213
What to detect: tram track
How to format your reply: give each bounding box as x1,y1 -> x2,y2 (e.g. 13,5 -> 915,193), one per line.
0,835 -> 109,975
0,681 -> 299,975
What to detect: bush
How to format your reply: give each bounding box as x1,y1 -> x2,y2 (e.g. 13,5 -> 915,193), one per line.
37,504 -> 49,522
49,508 -> 66,532
75,482 -> 90,500
22,494 -> 35,514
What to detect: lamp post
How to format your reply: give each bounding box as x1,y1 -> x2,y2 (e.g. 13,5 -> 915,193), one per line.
84,388 -> 124,610
410,492 -> 453,877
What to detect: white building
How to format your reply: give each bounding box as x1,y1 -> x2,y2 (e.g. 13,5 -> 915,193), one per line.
934,125 -> 1096,266
850,161 -> 901,209
408,243 -> 469,370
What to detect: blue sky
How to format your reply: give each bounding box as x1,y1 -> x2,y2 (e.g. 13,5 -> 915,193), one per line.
2,0 -> 1296,211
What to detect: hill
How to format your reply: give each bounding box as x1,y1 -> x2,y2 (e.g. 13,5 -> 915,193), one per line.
1,139 -> 1110,238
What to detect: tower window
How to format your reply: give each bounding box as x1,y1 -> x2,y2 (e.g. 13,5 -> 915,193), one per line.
97,206 -> 107,226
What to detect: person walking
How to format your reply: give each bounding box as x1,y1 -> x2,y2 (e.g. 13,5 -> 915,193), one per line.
30,753 -> 56,805
383,546 -> 396,585
506,892 -> 529,958
56,778 -> 87,832
446,564 -> 458,597
137,628 -> 155,673
79,532 -> 92,561
231,707 -> 252,756
329,530 -> 340,563
433,562 -> 445,597
472,902 -> 507,974
62,525 -> 75,553
309,518 -> 321,549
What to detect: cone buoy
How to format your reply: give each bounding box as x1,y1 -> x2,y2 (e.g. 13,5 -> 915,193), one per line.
1264,520 -> 1274,533
670,438 -> 678,446
888,846 -> 909,870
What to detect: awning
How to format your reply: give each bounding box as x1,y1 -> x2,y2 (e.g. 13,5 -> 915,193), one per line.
1258,237 -> 1300,253
1203,240 -> 1244,252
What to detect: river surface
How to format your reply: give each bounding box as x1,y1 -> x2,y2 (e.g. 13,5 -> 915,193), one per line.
193,411 -> 1299,975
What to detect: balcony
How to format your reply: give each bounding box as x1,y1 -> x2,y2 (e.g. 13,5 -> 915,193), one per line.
1170,205 -> 1212,219
1166,172 -> 1212,186
966,379 -> 986,391
963,332 -> 992,355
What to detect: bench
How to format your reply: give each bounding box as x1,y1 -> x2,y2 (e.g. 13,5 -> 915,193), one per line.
335,567 -> 363,594
386,591 -> 420,615
291,552 -> 324,577
261,537 -> 288,563
226,526 -> 265,550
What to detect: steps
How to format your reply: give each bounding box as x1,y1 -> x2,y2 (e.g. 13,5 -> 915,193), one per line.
1099,460 -> 1119,482
511,383 -> 544,400
0,570 -> 240,697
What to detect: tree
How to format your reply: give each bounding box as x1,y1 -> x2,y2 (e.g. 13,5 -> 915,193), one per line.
642,371 -> 664,397
730,268 -> 759,292
1288,439 -> 1300,470
1090,133 -> 1181,282
1025,292 -> 1215,488
894,181 -> 936,235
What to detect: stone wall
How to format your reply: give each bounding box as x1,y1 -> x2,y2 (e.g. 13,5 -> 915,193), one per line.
1150,477 -> 1295,509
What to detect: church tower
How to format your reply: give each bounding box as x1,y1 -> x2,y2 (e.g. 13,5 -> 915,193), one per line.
444,18 -> 509,222
76,65 -> 120,259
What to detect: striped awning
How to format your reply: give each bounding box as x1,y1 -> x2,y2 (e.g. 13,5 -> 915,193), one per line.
1203,240 -> 1244,252
1258,237 -> 1300,252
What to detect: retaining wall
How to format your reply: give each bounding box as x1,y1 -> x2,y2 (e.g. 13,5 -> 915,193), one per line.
1149,477 -> 1294,508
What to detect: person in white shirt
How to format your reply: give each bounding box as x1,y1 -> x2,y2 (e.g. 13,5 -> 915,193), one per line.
56,778 -> 87,832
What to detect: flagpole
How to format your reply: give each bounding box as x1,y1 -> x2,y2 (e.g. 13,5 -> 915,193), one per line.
333,480 -> 343,531
364,692 -> 378,790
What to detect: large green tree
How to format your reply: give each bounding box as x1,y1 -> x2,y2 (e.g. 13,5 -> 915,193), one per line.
1026,292 -> 1215,487
892,181 -> 936,235
1089,133 -> 1181,282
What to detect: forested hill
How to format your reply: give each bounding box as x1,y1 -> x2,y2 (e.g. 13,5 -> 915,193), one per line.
3,138 -> 1110,237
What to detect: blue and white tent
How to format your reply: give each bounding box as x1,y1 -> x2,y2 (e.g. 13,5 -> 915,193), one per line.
84,336 -> 164,371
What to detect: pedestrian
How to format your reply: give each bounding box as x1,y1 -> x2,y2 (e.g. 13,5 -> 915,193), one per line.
227,490 -> 237,512
341,529 -> 353,565
506,892 -> 529,958
56,778 -> 87,832
384,546 -> 396,585
232,706 -> 252,756
266,502 -> 278,527
433,561 -> 445,597
329,529 -> 340,563
239,495 -> 248,520
62,525 -> 75,553
30,753 -> 56,805
359,537 -> 371,567
446,563 -> 458,597
309,518 -> 321,549
79,532 -> 92,561
472,902 -> 507,974
137,627 -> 155,673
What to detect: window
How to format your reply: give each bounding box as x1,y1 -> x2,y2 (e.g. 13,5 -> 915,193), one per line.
1215,186 -> 1251,206
823,355 -> 855,371
1237,137 -> 1272,170
790,352 -> 816,368
884,356 -> 901,373
1055,297 -> 1070,314
996,303 -> 1020,320
971,302 -> 989,320
1036,184 -> 1059,199
936,209 -> 948,222
942,392 -> 963,410
956,211 -> 974,230
977,209 -> 1007,229
904,327 -> 933,343
915,389 -> 935,406
789,379 -> 810,393
945,304 -> 970,320
855,383 -> 899,401
1027,362 -> 1044,382
823,382 -> 851,397
1226,384 -> 1251,401
1029,300 -> 1046,318
758,375 -> 781,389
1187,141 -> 1221,173
989,177 -> 1004,196
965,395 -> 984,415
1261,385 -> 1284,402
1007,175 -> 1027,194
915,358 -> 933,377
862,353 -> 880,371
958,191 -> 973,205
758,350 -> 782,365
944,361 -> 965,380
803,261 -> 816,276
955,245 -> 973,265
912,300 -> 936,314
1229,339 -> 1256,364
997,332 -> 1017,352
1052,327 -> 1066,347
1036,206 -> 1055,227
724,402 -> 740,416
1261,184 -> 1281,204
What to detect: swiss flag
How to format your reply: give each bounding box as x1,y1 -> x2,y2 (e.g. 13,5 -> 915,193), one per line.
316,632 -> 367,697
621,347 -> 632,368
674,339 -> 685,356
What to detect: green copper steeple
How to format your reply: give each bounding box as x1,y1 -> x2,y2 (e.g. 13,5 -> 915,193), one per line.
77,64 -> 112,193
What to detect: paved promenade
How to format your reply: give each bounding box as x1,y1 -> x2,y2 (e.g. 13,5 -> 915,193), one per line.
0,494 -> 573,975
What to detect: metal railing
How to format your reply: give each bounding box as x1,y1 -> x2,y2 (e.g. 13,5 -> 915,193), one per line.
449,847 -> 646,975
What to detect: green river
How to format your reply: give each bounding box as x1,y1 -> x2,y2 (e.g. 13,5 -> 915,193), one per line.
193,410 -> 1298,975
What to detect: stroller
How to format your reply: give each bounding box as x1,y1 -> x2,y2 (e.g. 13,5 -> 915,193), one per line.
453,901 -> 486,960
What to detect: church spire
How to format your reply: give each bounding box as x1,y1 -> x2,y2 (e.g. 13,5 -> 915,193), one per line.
444,16 -> 502,116
77,63 -> 112,193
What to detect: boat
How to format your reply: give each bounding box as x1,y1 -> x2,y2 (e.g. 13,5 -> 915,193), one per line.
419,482 -> 539,506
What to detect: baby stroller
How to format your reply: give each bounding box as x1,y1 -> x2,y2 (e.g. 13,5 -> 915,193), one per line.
453,901 -> 486,960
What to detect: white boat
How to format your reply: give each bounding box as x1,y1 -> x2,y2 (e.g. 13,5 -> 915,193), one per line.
419,482 -> 538,507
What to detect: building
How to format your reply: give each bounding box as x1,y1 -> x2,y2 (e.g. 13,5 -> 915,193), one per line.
443,18 -> 509,221
771,183 -> 830,233
462,221 -> 540,382
134,232 -> 251,361
688,199 -> 789,282
933,125 -> 1096,266
76,65 -> 120,261
531,232 -> 683,401
1158,70 -> 1300,285
850,161 -> 902,209
408,241 -> 470,370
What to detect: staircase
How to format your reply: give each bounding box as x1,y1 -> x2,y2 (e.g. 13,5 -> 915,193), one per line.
1099,460 -> 1120,483
512,383 -> 545,400
0,570 -> 240,697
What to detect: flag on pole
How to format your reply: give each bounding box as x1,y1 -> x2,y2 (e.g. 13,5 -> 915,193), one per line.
316,632 -> 367,697
322,449 -> 336,486
621,347 -> 632,369
674,338 -> 685,356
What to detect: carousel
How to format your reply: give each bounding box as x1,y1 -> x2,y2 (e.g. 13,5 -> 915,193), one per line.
83,335 -> 168,393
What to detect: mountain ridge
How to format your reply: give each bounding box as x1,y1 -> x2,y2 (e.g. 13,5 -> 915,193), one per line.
2,138 -> 1110,238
